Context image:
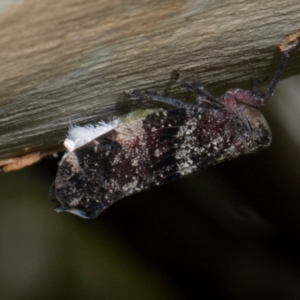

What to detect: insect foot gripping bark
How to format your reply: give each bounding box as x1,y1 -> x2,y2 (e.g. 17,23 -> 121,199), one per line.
50,39 -> 300,219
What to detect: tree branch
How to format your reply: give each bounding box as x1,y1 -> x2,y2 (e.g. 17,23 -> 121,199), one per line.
1,0 -> 300,170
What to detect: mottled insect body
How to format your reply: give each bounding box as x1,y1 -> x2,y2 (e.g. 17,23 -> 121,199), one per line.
50,40 -> 300,218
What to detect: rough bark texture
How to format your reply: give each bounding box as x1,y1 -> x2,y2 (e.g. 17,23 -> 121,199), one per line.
0,0 -> 300,170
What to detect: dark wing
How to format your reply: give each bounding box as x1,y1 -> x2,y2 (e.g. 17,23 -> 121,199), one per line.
52,106 -> 245,218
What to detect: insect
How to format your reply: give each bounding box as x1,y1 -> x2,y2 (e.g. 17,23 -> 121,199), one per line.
50,39 -> 300,218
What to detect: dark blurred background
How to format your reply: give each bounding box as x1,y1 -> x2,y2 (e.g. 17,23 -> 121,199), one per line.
1,75 -> 300,300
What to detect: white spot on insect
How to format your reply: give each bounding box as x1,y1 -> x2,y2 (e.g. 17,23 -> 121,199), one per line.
177,165 -> 197,176
66,152 -> 80,171
64,119 -> 120,152
154,149 -> 161,157
131,157 -> 140,166
185,127 -> 195,135
68,197 -> 82,206
93,140 -> 100,152
177,125 -> 187,137
138,140 -> 146,146
122,180 -> 138,192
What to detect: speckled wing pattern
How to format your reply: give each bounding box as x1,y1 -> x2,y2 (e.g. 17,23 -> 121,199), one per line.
51,102 -> 270,218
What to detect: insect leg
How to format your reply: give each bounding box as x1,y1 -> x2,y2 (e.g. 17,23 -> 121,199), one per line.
263,39 -> 300,102
172,69 -> 213,99
224,39 -> 300,107
124,90 -> 194,109
251,77 -> 267,91
171,69 -> 223,107
192,80 -> 213,97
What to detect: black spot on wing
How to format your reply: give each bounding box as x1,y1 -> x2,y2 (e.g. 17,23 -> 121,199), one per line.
54,132 -> 125,216
140,108 -> 191,185
143,108 -> 187,136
